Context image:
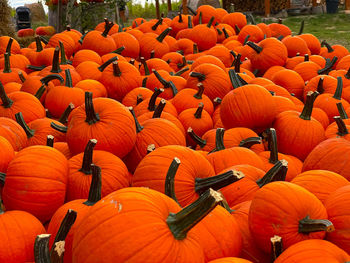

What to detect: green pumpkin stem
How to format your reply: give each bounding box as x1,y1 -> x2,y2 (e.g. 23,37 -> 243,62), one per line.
59,41 -> 68,65
34,85 -> 46,100
64,69 -> 73,87
177,56 -> 187,69
0,172 -> 5,187
136,94 -> 143,105
15,112 -> 35,138
298,215 -> 334,233
234,54 -> 242,72
97,56 -> 119,72
267,128 -> 279,164
178,12 -> 183,23
299,91 -> 318,120
217,28 -> 223,36
164,157 -> 181,205
3,53 -> 11,73
129,107 -> 144,133
35,36 -> 43,52
148,88 -> 164,111
334,116 -> 349,136
187,127 -> 207,148
79,139 -> 97,175
152,99 -> 166,118
271,235 -> 283,262
198,11 -> 203,24
190,71 -> 206,81
58,103 -> 75,125
175,66 -> 189,76
142,77 -> 148,87
256,159 -> 288,188
211,128 -> 226,152
83,164 -> 102,206
345,67 -> 350,80
46,135 -> 54,147
247,41 -> 262,54
318,57 -> 338,75
337,102 -> 348,119
151,18 -> 163,31
195,170 -> 244,195
27,65 -> 45,71
113,61 -> 122,77
111,46 -> 125,54
304,54 -> 309,62
298,20 -> 305,35
229,69 -> 243,89
157,27 -> 172,43
317,77 -> 324,94
41,74 -> 64,85
193,83 -> 204,99
243,34 -> 250,45
207,16 -> 215,28
140,57 -> 150,76
0,81 -> 14,108
85,92 -> 100,125
5,38 -> 13,55
102,22 -> 114,37
321,40 -> 334,53
234,25 -> 240,34
193,43 -> 198,53
333,77 -> 343,100
34,234 -> 52,263
222,27 -> 230,38
150,50 -> 155,59
194,103 -> 204,119
50,122 -> 68,133
214,97 -> 222,107
40,35 -> 49,44
239,137 -> 262,149
153,69 -> 169,87
50,47 -> 62,74
167,188 -> 222,240
18,71 -> 26,83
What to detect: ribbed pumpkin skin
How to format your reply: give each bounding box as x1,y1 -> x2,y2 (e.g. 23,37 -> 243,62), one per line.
292,170 -> 350,204
67,150 -> 130,201
303,138 -> 350,181
132,145 -> 215,207
274,239 -> 350,263
208,257 -> 253,263
0,136 -> 15,173
0,210 -> 46,263
67,98 -> 136,158
249,182 -> 329,254
72,187 -> 205,263
2,146 -> 68,223
325,185 -> 350,253
0,117 -> 27,151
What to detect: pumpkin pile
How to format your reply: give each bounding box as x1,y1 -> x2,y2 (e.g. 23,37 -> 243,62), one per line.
1,7 -> 350,262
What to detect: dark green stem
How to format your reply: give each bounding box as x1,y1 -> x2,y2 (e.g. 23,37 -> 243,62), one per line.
59,41 -> 68,65
85,92 -> 100,125
15,112 -> 35,138
193,83 -> 204,99
337,102 -> 348,119
222,27 -> 230,38
3,53 -> 11,73
234,54 -> 242,72
318,57 -> 338,75
299,92 -> 318,120
229,69 -> 243,89
41,74 -> 64,85
298,215 -> 334,233
157,27 -> 172,43
187,127 -> 207,148
213,97 -> 222,106
5,38 -> 13,55
334,116 -> 349,136
34,234 -> 51,263
210,128 -> 225,153
50,47 -> 61,74
239,137 -> 262,149
256,159 -> 288,188
151,18 -> 163,31
148,88 -> 163,111
321,40 -> 334,53
267,128 -> 279,164
50,122 -> 68,133
136,94 -> 143,105
46,135 -> 54,147
83,164 -> 102,206
35,36 -> 43,52
194,103 -> 204,119
317,77 -> 324,94
140,57 -> 150,76
58,103 -> 74,125
64,69 -> 73,87
0,81 -> 13,108
207,17 -> 215,28
0,172 -> 5,187
164,157 -> 181,205
34,85 -> 46,100
190,72 -> 206,81
113,62 -> 122,77
177,56 -> 187,69
298,20 -> 305,35
333,77 -> 343,100
178,12 -> 183,23
150,50 -> 155,59
102,22 -> 114,37
198,11 -> 202,24
304,54 -> 309,61
111,46 -> 125,54
234,25 -> 240,34
79,139 -> 97,175
129,107 -> 144,133
187,5 -> 197,16
98,56 -> 119,72
247,41 -> 262,54
18,71 -> 26,83
175,67 -> 189,76
345,67 -> 350,79
152,99 -> 166,118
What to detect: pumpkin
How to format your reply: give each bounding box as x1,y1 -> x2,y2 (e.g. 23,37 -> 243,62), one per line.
237,25 -> 264,44
0,136 -> 15,173
271,69 -> 305,99
75,79 -> 107,98
222,12 -> 247,31
268,22 -> 292,38
0,53 -> 27,85
72,49 -> 102,67
303,75 -> 338,101
190,17 -> 217,51
2,145 -> 68,223
0,38 -> 30,72
122,87 -> 153,107
139,27 -> 171,59
0,117 -> 27,151
191,55 -> 226,71
325,116 -> 350,140
0,36 -> 20,55
320,40 -> 349,66
45,33 -> 75,59
282,35 -> 310,57
170,13 -> 192,37
298,33 -> 321,55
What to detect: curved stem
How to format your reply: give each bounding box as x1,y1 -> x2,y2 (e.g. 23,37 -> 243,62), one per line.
195,170 -> 244,195
194,103 -> 204,119
333,77 -> 343,100
46,135 -> 54,147
129,107 -> 143,133
174,66 -> 189,76
190,72 -> 206,81
169,81 -> 178,96
34,85 -> 46,100
140,57 -> 150,76
166,188 -> 222,240
318,57 -> 338,75
98,56 -> 119,72
41,74 -> 64,86
337,102 -> 348,119
271,236 -> 283,262
113,61 -> 122,77
177,56 -> 187,69
15,112 -> 35,138
321,40 -> 334,53
256,159 -> 288,188
210,128 -> 225,153
151,18 -> 163,31
148,88 -> 163,111
142,77 -> 148,87
83,164 -> 102,206
35,36 -> 43,52
298,215 -> 334,233
194,83 -> 204,99
5,38 -> 13,55
299,91 -> 318,120
153,69 -> 169,87
164,157 -> 181,205
187,127 -> 207,148
298,20 -> 305,35
79,139 -> 97,175
152,99 -> 166,118
334,116 -> 349,136
247,41 -> 262,54
59,41 -> 68,65
157,27 -> 172,43
27,65 -> 45,71
85,92 -> 100,125
267,128 -> 279,164
58,103 -> 74,125
34,234 -> 51,263
239,137 -> 262,149
317,77 -> 324,94
0,81 -> 13,108
111,46 -> 125,54
40,36 -> 49,44
3,53 -> 11,73
50,122 -> 68,133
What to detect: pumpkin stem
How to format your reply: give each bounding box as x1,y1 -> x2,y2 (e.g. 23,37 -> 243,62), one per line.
85,92 -> 100,125
157,27 -> 172,43
148,88 -> 164,111
178,12 -> 183,23
321,40 -> 334,53
299,91 -> 318,120
316,77 -> 324,94
239,137 -> 262,149
207,17 -> 215,28
79,139 -> 97,175
334,116 -> 349,136
195,170 -> 244,195
247,41 -> 263,54
112,61 -> 122,77
166,188 -> 222,240
193,83 -> 205,99
50,209 -> 77,254
40,35 -> 49,44
35,36 -> 43,52
58,103 -> 74,125
153,69 -> 169,87
152,99 -> 166,118
140,57 -> 151,76
18,71 -> 26,83
3,53 -> 11,73
193,43 -> 198,53
256,159 -> 288,188
234,25 -> 240,34
142,77 -> 148,87
214,97 -> 222,106
222,27 -> 230,38
111,46 -> 125,54
243,34 -> 250,45
46,135 -> 54,147
0,81 -> 14,108
50,122 -> 68,133
59,41 -> 68,65
150,50 -> 155,59
136,94 -> 143,105
271,235 -> 283,262
298,20 -> 305,35
40,74 -> 64,86
164,157 -> 181,205
190,71 -> 206,81
0,172 -> 6,188
83,164 -> 102,206
198,11 -> 203,24
151,18 -> 163,31
211,128 -> 226,152
129,107 -> 144,133
174,66 -> 189,76
51,47 -> 62,74
304,54 -> 309,62
129,58 -> 135,65
34,85 -> 46,100
147,144 -> 156,154
318,57 -> 338,75
267,128 -> 279,164
64,69 -> 73,87
187,5 -> 197,16
34,234 -> 51,263
345,67 -> 350,80
333,77 -> 343,100
187,127 -> 207,148
229,69 -> 243,89
298,215 -> 334,233
218,191 -> 234,213
194,102 -> 204,119
98,56 -> 119,72
337,102 -> 348,119
5,38 -> 13,55
177,56 -> 187,69
233,54 -> 242,72
27,65 -> 45,71
15,112 -> 35,138
102,22 -> 114,37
